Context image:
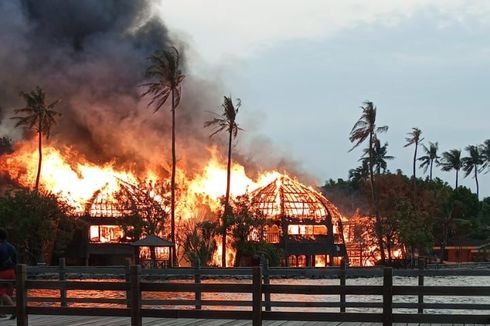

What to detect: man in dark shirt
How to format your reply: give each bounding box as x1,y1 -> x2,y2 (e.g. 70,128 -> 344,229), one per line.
0,228 -> 16,319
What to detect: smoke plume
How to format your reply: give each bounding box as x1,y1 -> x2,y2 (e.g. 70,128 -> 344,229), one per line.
0,0 -> 308,184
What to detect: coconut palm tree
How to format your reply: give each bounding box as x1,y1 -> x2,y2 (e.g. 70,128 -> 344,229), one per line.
142,46 -> 185,266
481,139 -> 490,172
204,96 -> 242,267
11,87 -> 61,191
418,141 -> 440,181
349,101 -> 388,264
440,149 -> 462,188
362,138 -> 394,175
462,145 -> 484,199
404,128 -> 423,180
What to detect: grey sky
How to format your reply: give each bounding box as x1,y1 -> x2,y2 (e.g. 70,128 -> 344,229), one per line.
158,1 -> 490,197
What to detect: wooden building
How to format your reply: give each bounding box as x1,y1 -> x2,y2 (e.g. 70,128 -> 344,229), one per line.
250,176 -> 347,267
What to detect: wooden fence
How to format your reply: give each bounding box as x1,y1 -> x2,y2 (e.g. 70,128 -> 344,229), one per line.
0,259 -> 489,326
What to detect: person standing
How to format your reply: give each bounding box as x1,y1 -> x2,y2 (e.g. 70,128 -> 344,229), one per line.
0,228 -> 16,320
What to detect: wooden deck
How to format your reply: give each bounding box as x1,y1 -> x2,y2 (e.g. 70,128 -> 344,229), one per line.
0,315 -> 486,326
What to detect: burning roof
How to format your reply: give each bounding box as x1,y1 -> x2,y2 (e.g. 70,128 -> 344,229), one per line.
250,175 -> 343,222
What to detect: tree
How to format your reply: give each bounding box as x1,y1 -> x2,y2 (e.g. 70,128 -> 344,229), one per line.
481,139 -> 490,172
182,221 -> 218,267
11,87 -> 61,191
0,136 -> 13,155
404,128 -> 423,180
143,47 -> 185,266
418,141 -> 440,181
462,145 -> 484,199
204,96 -> 242,267
440,149 -> 463,188
0,188 -> 76,264
349,101 -> 388,263
362,138 -> 394,175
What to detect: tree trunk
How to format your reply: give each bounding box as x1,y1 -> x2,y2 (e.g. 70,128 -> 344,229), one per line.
369,132 -> 385,264
474,167 -> 479,199
171,89 -> 177,266
222,127 -> 233,268
412,142 -> 418,198
413,142 -> 418,180
429,159 -> 433,181
455,169 -> 459,188
35,127 -> 42,191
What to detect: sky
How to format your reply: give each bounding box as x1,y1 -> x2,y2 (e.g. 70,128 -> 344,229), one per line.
157,0 -> 490,197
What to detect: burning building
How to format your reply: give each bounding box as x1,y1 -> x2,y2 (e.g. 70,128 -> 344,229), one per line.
250,175 -> 347,267
0,0 -> 361,268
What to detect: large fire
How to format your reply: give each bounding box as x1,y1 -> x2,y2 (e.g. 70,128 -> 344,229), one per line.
0,140 -> 402,267
0,140 -> 281,216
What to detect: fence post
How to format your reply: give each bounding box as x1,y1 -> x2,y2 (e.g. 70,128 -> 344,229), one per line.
194,260 -> 201,310
59,258 -> 67,308
125,265 -> 131,308
129,265 -> 141,326
340,259 -> 346,313
418,257 -> 424,314
259,256 -> 271,312
16,264 -> 28,326
252,266 -> 263,326
382,267 -> 393,326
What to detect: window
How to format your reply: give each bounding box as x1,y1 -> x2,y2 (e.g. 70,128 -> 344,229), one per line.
89,225 -> 132,243
287,224 -> 327,236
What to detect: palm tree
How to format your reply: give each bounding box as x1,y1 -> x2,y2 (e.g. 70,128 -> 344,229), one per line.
204,96 -> 242,267
404,128 -> 423,180
11,87 -> 61,190
462,145 -> 484,199
349,101 -> 388,264
418,141 -> 440,181
142,46 -> 185,267
440,149 -> 462,188
362,138 -> 394,175
481,139 -> 490,172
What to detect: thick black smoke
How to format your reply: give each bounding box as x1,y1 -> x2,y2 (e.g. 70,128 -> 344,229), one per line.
0,0 -> 222,176
0,0 -> 309,185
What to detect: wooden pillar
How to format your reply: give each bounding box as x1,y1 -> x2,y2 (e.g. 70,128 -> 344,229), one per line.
261,256 -> 271,312
306,255 -> 311,267
194,260 -> 201,310
59,258 -> 67,308
382,267 -> 393,326
130,265 -> 141,326
418,257 -> 424,314
16,264 -> 28,326
252,266 -> 262,326
339,259 -> 346,313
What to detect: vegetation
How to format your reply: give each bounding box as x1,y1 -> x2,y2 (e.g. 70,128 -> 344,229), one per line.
349,101 -> 388,263
342,107 -> 489,265
404,127 -> 423,181
462,145 -> 484,199
440,149 -> 462,188
11,87 -> 61,191
418,141 -> 440,181
0,188 -> 77,264
204,96 -> 242,267
143,46 -> 185,266
0,136 -> 13,155
181,220 -> 218,267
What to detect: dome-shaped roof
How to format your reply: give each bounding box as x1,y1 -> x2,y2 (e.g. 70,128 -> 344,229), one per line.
250,175 -> 342,222
85,180 -> 166,217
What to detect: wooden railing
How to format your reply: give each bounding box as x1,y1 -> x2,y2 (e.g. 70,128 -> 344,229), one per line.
0,259 -> 489,326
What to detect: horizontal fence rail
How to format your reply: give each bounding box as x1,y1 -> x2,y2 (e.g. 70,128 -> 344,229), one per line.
0,258 -> 489,326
